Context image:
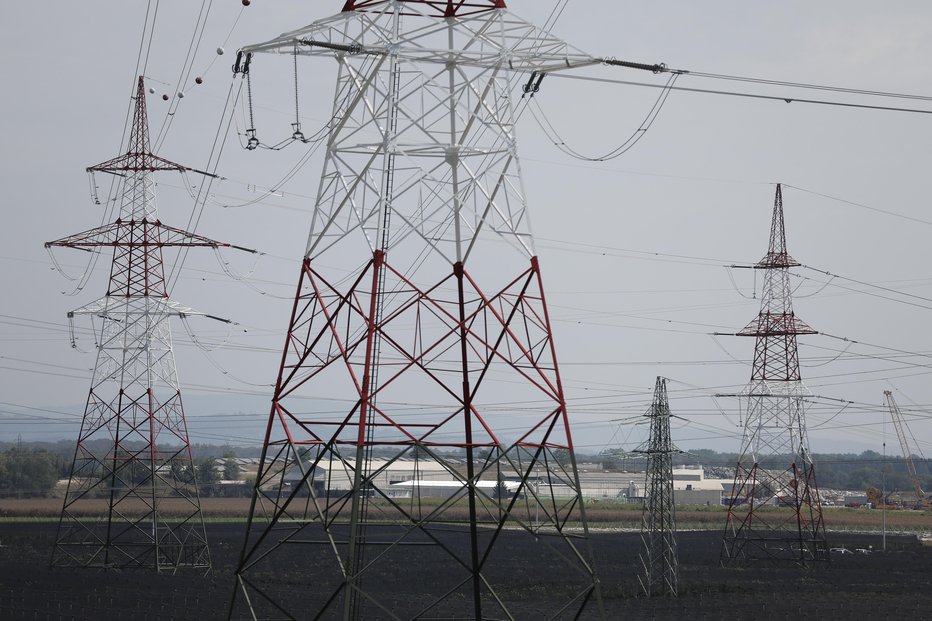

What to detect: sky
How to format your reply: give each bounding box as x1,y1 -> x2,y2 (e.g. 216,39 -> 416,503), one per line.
2,1 -> 932,460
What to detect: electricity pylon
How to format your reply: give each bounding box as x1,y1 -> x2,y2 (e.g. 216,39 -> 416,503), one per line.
720,184 -> 829,566
228,1 -> 608,618
635,377 -> 681,597
47,77 -> 226,572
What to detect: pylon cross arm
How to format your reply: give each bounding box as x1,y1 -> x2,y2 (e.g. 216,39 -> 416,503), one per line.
240,8 -> 597,73
343,0 -> 506,17
46,221 -> 232,249
737,314 -> 816,336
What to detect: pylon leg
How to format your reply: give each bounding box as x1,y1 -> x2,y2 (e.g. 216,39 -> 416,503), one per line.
231,256 -> 601,618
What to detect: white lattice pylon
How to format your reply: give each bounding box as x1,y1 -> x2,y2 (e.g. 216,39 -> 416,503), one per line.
230,2 -> 606,618
48,77 -> 223,571
721,184 -> 829,566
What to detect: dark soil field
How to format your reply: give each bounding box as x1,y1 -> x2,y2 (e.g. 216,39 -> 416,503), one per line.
1,521 -> 930,619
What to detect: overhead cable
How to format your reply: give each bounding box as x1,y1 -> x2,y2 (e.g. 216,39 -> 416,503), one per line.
548,72 -> 932,116
528,72 -> 680,161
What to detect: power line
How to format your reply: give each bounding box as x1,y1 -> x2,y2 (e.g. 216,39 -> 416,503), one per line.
802,264 -> 932,307
548,72 -> 932,116
682,70 -> 932,104
785,184 -> 932,228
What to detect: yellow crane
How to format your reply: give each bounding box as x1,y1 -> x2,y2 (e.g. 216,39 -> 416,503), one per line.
883,391 -> 931,510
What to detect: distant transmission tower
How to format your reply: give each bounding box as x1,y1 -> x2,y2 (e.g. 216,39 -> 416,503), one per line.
47,77 -> 227,571
720,184 -> 829,566
228,1 -> 608,618
635,377 -> 681,597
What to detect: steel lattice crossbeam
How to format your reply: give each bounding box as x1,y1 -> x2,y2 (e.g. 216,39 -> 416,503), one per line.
342,0 -> 506,17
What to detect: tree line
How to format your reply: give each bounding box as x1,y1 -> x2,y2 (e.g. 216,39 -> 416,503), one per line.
3,443 -> 929,499
599,447 -> 932,494
0,446 -> 250,498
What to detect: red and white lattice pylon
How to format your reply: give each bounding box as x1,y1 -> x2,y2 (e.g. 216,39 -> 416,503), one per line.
47,77 -> 228,572
228,1 -> 608,618
720,184 -> 829,566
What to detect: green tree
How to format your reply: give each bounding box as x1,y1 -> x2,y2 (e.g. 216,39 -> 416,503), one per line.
598,449 -> 629,471
492,474 -> 510,501
220,458 -> 243,496
169,460 -> 190,484
222,458 -> 241,481
195,457 -> 219,497
552,448 -> 572,467
0,447 -> 59,497
0,454 -> 9,495
842,467 -> 876,491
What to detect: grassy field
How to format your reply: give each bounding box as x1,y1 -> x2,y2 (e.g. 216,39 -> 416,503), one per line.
3,497 -> 931,533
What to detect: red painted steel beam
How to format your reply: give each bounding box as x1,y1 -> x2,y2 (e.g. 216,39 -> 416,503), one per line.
343,0 -> 506,17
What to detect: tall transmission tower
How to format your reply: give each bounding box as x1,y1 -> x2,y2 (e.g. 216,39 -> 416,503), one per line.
635,377 -> 681,597
47,77 -> 227,571
228,1 -> 608,618
720,184 -> 829,566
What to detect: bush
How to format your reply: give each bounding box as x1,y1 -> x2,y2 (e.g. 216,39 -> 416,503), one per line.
0,447 -> 59,497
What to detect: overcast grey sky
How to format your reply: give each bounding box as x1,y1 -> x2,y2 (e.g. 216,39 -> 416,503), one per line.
2,1 -> 932,458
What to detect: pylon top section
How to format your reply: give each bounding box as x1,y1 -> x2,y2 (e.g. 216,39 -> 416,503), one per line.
653,376 -> 669,411
756,183 -> 799,269
49,75 -> 231,301
343,0 -> 506,17
737,183 -> 815,338
241,2 -> 597,269
633,377 -> 684,456
87,76 -> 194,176
242,2 -> 596,73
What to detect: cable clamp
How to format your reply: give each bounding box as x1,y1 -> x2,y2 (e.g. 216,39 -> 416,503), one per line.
245,128 -> 259,150
521,72 -> 546,97
233,51 -> 253,75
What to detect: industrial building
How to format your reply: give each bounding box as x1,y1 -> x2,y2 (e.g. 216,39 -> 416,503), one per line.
267,458 -> 731,506
577,467 -> 731,506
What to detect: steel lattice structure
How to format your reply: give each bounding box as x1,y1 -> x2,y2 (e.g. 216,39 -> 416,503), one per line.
883,391 -> 927,507
47,77 -> 224,572
635,377 -> 680,597
229,1 -> 606,618
720,184 -> 829,566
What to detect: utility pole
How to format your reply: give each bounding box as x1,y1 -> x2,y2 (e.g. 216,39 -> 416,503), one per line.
720,184 -> 830,566
635,377 -> 682,597
48,77 -> 229,572
882,441 -> 887,552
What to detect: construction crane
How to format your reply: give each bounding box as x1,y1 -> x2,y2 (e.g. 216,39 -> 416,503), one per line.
883,391 -> 930,510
